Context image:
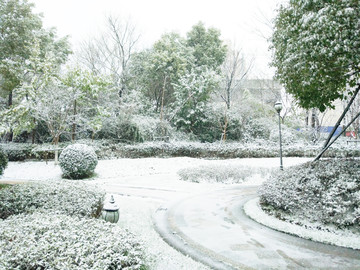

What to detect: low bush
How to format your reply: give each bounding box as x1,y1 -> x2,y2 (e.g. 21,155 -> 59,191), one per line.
59,144 -> 98,179
0,147 -> 8,175
0,143 -> 34,161
0,184 -> 10,190
0,181 -> 105,220
0,212 -> 146,269
259,159 -> 360,232
178,164 -> 273,184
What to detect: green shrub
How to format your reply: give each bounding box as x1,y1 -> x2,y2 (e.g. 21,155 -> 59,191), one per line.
244,118 -> 272,140
259,159 -> 360,231
0,181 -> 105,220
0,143 -> 34,161
178,164 -> 273,184
0,212 -> 146,269
96,117 -> 143,143
59,144 -> 98,179
0,184 -> 10,190
0,147 -> 8,175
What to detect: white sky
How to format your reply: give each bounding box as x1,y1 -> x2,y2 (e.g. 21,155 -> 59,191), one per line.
32,0 -> 285,78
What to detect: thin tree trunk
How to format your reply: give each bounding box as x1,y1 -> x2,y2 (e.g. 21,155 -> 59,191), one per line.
31,118 -> 36,144
8,91 -> 13,142
54,135 -> 60,165
160,76 -> 167,136
72,100 -> 77,142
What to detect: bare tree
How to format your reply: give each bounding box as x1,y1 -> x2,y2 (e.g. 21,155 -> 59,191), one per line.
220,46 -> 253,109
217,45 -> 253,141
76,15 -> 140,97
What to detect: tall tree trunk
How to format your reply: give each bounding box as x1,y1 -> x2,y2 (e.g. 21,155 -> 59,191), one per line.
160,76 -> 167,136
54,135 -> 60,165
8,91 -> 13,142
72,100 -> 77,142
31,118 -> 36,144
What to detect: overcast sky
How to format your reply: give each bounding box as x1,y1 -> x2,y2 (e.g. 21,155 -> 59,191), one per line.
32,0 -> 285,78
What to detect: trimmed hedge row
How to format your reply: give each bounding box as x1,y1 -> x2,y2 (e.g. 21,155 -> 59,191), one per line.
1,139 -> 360,161
0,181 -> 105,220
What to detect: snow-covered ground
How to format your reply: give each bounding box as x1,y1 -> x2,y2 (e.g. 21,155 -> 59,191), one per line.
244,198 -> 360,250
3,156 -> 358,269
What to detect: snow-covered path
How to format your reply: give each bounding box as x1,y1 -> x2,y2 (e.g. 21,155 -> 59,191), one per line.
2,157 -> 359,269
154,186 -> 360,269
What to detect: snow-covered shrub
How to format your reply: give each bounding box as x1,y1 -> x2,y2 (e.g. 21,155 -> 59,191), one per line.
243,118 -> 272,140
0,181 -> 105,219
178,164 -> 272,184
59,143 -> 98,179
0,212 -> 146,269
269,124 -> 301,145
133,115 -> 171,141
259,159 -> 360,231
96,116 -> 143,143
0,143 -> 34,161
0,147 -> 8,175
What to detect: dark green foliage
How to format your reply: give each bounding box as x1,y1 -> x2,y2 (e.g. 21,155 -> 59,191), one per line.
0,183 -> 10,190
271,0 -> 360,111
0,147 -> 8,175
186,21 -> 227,70
0,143 -> 34,161
96,119 -> 143,143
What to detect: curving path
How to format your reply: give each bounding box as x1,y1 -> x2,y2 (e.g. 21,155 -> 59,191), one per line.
153,186 -> 360,270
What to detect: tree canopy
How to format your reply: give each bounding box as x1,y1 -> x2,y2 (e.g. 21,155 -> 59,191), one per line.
271,0 -> 360,111
0,0 -> 70,102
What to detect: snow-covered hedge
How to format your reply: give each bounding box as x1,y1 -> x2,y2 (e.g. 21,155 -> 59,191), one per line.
178,164 -> 272,184
0,147 -> 8,175
0,181 -> 105,219
259,159 -> 360,231
59,143 -> 98,179
0,143 -> 34,161
0,212 -> 146,269
99,140 -> 360,159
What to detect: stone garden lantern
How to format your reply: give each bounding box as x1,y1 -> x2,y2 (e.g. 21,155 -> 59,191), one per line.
102,195 -> 120,223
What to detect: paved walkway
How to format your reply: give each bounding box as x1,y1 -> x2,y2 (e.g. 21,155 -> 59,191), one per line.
153,186 -> 360,270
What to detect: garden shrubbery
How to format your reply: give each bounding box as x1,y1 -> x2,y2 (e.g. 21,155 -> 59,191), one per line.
0,143 -> 34,161
0,147 -> 8,175
0,212 -> 146,270
0,181 -> 105,219
178,164 -> 273,184
59,143 -> 98,179
259,159 -> 360,232
2,137 -> 360,161
0,181 -> 147,269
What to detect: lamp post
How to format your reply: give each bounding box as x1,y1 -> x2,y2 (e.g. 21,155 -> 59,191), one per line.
274,101 -> 283,170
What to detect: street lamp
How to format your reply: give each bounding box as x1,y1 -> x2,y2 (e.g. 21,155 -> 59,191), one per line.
274,101 -> 283,170
102,195 -> 120,223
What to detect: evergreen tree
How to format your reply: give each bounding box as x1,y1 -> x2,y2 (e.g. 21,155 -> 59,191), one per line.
271,0 -> 360,111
